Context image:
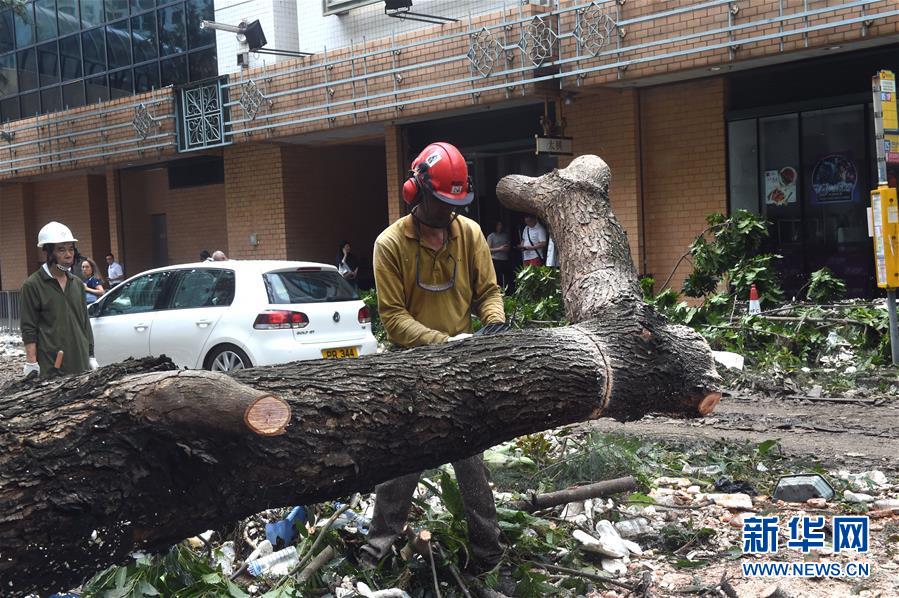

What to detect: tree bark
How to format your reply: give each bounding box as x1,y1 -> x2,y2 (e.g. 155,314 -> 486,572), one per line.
0,155 -> 719,595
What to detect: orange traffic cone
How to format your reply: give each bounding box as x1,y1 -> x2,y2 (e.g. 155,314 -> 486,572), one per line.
748,284 -> 761,315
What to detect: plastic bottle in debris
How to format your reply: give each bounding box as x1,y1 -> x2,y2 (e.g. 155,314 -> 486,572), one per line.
247,545 -> 299,577
330,503 -> 371,534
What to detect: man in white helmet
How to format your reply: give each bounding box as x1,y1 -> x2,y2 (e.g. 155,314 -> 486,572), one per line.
20,221 -> 97,377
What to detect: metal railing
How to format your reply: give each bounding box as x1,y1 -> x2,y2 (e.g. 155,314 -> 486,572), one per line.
0,291 -> 21,334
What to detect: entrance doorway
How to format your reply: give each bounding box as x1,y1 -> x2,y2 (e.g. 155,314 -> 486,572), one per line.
151,214 -> 168,268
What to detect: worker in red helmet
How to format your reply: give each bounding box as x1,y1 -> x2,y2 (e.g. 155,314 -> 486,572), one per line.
362,142 -> 510,580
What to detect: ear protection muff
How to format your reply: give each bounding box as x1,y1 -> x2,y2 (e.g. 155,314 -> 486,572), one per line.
402,168 -> 422,205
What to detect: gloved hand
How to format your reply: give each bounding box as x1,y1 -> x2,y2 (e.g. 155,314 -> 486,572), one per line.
474,322 -> 512,336
22,362 -> 40,377
447,333 -> 473,342
89,357 -> 99,370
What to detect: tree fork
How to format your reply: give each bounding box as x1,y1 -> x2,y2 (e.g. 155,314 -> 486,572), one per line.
0,155 -> 719,595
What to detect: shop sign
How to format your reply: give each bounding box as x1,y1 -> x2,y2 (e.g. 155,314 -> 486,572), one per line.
535,136 -> 574,156
810,154 -> 859,204
765,167 -> 797,206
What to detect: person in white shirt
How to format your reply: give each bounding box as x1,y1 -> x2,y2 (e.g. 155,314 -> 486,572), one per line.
486,221 -> 512,288
517,215 -> 548,266
105,253 -> 124,287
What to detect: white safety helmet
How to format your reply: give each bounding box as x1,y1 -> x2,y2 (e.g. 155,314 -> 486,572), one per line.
37,221 -> 78,248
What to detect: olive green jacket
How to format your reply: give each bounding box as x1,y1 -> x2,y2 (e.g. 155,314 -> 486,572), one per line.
20,265 -> 94,376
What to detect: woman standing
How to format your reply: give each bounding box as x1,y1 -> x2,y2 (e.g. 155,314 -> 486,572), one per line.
336,241 -> 359,287
81,258 -> 105,304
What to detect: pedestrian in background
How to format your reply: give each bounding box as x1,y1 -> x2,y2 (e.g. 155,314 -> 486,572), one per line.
518,215 -> 548,266
106,253 -> 124,287
20,221 -> 97,377
200,250 -> 213,262
81,257 -> 105,304
212,250 -> 228,261
336,241 -> 359,287
486,220 -> 512,289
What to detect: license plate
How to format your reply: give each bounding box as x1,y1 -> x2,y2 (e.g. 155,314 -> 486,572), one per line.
321,347 -> 359,359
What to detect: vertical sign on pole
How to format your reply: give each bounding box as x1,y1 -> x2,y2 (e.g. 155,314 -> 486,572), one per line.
871,70 -> 899,366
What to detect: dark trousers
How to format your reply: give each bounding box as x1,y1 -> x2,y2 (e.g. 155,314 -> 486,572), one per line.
361,453 -> 503,568
492,259 -> 513,290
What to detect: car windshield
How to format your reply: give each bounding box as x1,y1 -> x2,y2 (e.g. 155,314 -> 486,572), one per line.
264,269 -> 358,303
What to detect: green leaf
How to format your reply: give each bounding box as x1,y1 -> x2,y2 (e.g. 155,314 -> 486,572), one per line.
674,558 -> 710,569
201,572 -> 223,584
440,471 -> 465,520
136,580 -> 160,596
627,492 -> 656,505
227,580 -> 250,598
755,439 -> 779,456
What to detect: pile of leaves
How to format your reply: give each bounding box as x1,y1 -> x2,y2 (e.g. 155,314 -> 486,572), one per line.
642,210 -> 893,370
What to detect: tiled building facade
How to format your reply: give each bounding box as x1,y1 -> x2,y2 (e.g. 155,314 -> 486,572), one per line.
1,0 -> 898,296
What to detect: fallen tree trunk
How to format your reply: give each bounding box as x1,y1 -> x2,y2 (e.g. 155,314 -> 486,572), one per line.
0,155 -> 719,595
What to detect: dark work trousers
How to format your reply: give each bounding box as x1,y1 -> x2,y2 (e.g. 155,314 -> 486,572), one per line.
361,453 -> 503,568
492,259 -> 513,290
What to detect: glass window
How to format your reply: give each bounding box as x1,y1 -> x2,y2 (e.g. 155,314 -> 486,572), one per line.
1,97 -> 20,122
131,12 -> 157,63
109,67 -> 133,98
133,61 -> 158,92
187,0 -> 214,49
41,86 -> 61,113
16,47 -> 37,91
0,53 -> 16,96
107,20 -> 131,70
62,80 -> 85,109
79,0 -> 103,27
85,73 -> 108,103
35,0 -> 57,42
102,271 -> 174,315
158,4 -> 186,56
265,271 -> 358,303
59,34 -> 81,80
171,269 -> 234,309
57,0 -> 79,35
160,53 -> 187,86
20,91 -> 40,117
729,120 -> 759,215
82,27 -> 106,75
105,0 -> 129,22
131,0 -> 154,11
188,47 -> 215,81
0,11 -> 14,53
37,42 -> 59,87
14,4 -> 35,48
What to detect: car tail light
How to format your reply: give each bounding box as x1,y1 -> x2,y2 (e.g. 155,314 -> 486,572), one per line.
254,310 -> 309,329
358,306 -> 371,324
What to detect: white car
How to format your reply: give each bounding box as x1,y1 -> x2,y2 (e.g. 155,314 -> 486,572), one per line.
88,260 -> 377,371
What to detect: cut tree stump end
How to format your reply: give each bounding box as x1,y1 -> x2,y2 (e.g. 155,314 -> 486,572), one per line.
244,395 -> 291,435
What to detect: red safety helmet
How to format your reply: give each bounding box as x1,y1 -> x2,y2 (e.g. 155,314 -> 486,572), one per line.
402,142 -> 474,206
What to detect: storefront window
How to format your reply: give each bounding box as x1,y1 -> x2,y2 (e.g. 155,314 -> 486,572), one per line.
727,119 -> 759,215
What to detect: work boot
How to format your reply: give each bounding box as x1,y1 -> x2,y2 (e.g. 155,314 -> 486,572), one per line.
466,562 -> 517,597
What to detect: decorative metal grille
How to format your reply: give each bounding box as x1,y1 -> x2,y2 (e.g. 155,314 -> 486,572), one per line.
519,15 -> 556,67
574,3 -> 617,57
132,103 -> 155,139
238,79 -> 270,120
468,28 -> 503,77
179,80 -> 225,151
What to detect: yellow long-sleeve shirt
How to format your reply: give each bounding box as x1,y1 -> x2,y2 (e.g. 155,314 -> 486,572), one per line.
373,214 -> 505,348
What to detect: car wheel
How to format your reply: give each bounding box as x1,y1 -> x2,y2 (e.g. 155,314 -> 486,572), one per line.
205,344 -> 252,372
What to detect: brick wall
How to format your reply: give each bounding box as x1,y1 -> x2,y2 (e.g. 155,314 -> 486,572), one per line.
641,78 -> 727,291
224,144 -> 289,260
0,183 -> 34,290
31,176 -> 104,266
561,88 -> 644,271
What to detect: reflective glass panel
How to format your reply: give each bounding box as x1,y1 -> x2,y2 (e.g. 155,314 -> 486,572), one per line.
79,0 -> 103,27
131,0 -> 154,11
105,0 -> 129,21
14,4 -> 35,47
188,47 -> 216,81
0,97 -> 20,122
82,27 -> 106,75
35,0 -> 57,42
85,73 -> 108,103
37,42 -> 59,86
59,34 -> 81,80
133,61 -> 159,92
0,11 -> 14,53
160,54 -> 187,86
109,67 -> 133,98
131,12 -> 157,63
187,0 -> 214,49
0,53 -> 16,96
57,0 -> 79,35
41,86 -> 61,113
62,80 -> 85,109
158,5 -> 186,56
20,91 -> 40,117
16,47 -> 37,91
106,20 -> 131,70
